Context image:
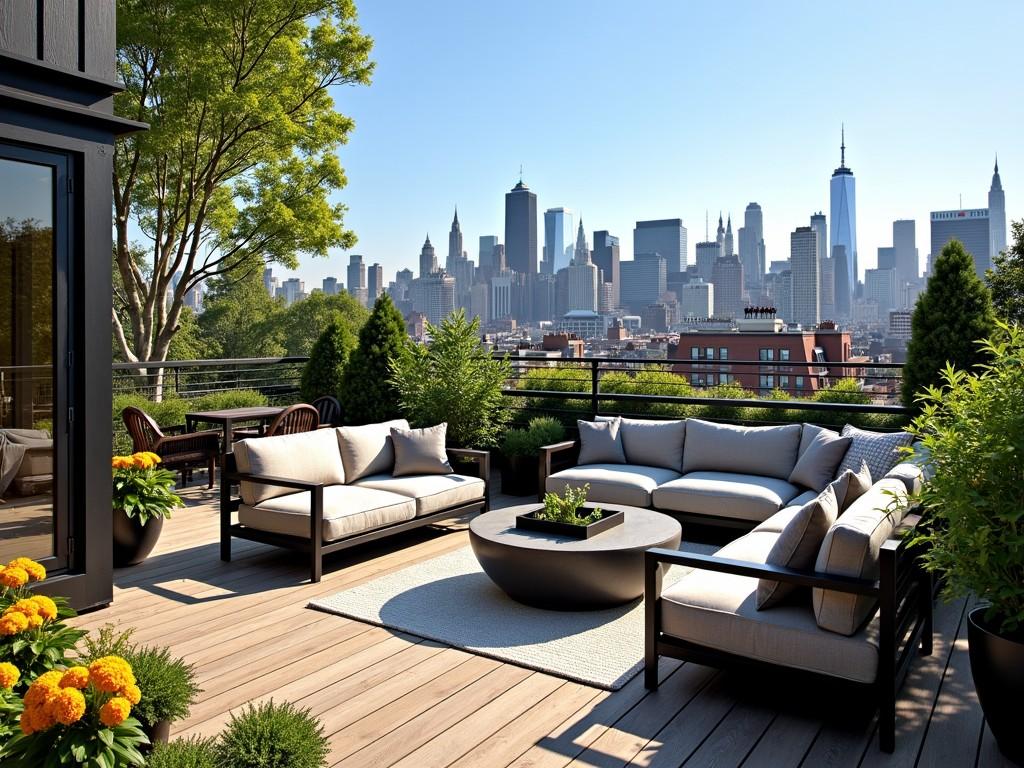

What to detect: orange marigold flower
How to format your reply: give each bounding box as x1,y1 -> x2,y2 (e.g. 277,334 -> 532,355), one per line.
0,566 -> 29,588
121,682 -> 142,705
131,452 -> 155,469
24,612 -> 43,629
24,672 -> 62,709
0,662 -> 19,689
51,687 -> 87,725
99,696 -> 131,727
8,557 -> 46,582
88,656 -> 135,693
0,611 -> 29,636
25,702 -> 55,732
6,598 -> 39,617
112,456 -> 132,470
19,710 -> 34,735
30,595 -> 58,621
59,666 -> 90,689
143,451 -> 161,465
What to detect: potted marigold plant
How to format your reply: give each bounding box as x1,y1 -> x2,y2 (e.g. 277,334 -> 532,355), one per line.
112,452 -> 184,567
0,656 -> 149,766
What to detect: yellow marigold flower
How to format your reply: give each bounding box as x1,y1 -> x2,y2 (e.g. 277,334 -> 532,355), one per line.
0,662 -> 19,689
112,456 -> 132,470
131,452 -> 155,469
24,612 -> 43,629
8,557 -> 46,582
143,451 -> 161,465
88,656 -> 135,693
30,595 -> 58,621
0,566 -> 28,588
59,666 -> 90,689
51,687 -> 87,725
99,696 -> 131,727
6,599 -> 39,617
121,682 -> 142,705
0,611 -> 29,635
24,672 -> 62,709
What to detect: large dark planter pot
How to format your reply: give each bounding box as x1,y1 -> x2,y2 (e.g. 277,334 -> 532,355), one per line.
112,510 -> 164,567
143,719 -> 171,747
500,454 -> 539,497
968,606 -> 1024,765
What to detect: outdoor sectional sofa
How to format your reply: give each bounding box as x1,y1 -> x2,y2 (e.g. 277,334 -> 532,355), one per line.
221,419 -> 490,582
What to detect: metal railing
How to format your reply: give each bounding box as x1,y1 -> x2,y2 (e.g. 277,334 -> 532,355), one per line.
111,357 -> 308,402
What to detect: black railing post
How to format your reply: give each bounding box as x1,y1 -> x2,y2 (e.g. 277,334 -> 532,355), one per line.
591,359 -> 599,418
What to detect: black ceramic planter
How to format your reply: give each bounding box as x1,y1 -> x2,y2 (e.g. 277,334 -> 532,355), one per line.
500,455 -> 539,497
112,510 -> 164,567
968,606 -> 1024,765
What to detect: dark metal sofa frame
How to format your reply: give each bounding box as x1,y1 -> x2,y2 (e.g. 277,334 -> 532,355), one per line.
221,448 -> 490,583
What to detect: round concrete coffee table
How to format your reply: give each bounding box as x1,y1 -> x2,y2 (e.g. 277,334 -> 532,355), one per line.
469,504 -> 682,610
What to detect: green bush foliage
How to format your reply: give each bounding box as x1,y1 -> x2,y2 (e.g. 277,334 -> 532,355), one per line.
902,239 -> 996,407
217,701 -> 328,768
300,321 -> 355,403
987,219 -> 1024,325
390,310 -> 512,448
190,390 -> 268,412
148,737 -> 219,768
501,417 -> 566,458
907,321 -> 1024,636
538,484 -> 603,525
338,294 -> 409,424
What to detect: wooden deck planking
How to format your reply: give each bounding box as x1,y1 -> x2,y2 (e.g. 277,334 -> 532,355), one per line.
67,486 -> 994,768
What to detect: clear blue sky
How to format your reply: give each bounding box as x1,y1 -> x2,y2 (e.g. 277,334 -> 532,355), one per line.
279,0 -> 1023,289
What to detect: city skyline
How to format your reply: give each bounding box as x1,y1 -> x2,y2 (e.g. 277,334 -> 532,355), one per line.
272,1 -> 1022,288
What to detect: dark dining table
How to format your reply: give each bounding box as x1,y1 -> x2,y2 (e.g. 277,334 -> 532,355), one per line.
184,406 -> 285,448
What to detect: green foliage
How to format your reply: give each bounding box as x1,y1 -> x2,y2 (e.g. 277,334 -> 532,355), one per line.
390,310 -> 512,448
217,701 -> 328,768
196,271 -> 286,360
80,626 -> 202,729
518,366 -> 590,393
0,591 -> 85,687
148,738 -> 219,768
501,417 -> 566,458
902,239 -> 996,407
906,321 -> 1024,636
112,459 -> 184,524
339,294 -> 410,424
987,219 -> 1024,325
1,715 -> 149,767
113,0 -> 373,364
538,484 -> 603,525
0,688 -> 22,745
114,394 -> 190,434
812,378 -> 871,405
277,291 -> 369,357
190,390 -> 268,413
300,321 -> 355,403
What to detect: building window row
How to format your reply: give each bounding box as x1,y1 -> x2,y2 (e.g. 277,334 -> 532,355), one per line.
758,348 -> 791,362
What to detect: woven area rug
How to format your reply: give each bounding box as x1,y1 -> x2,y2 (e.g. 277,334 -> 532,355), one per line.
308,542 -> 717,690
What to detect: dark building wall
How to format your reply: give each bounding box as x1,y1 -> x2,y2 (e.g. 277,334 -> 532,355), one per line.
504,183 -> 537,275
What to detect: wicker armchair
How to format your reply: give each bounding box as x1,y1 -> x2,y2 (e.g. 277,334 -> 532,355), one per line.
311,395 -> 341,428
264,404 -> 319,436
122,407 -> 221,489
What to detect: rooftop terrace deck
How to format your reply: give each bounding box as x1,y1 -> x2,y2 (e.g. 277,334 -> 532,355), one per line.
73,485 -> 1010,768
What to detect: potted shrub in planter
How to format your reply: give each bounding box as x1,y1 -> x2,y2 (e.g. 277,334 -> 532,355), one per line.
112,452 -> 184,566
906,321 -> 1024,763
500,417 -> 565,497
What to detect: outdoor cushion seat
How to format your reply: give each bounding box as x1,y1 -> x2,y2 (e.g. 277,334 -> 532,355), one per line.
652,471 -> 802,523
545,464 -> 681,508
238,485 -> 415,542
660,530 -> 881,684
355,473 -> 486,517
752,490 -> 819,534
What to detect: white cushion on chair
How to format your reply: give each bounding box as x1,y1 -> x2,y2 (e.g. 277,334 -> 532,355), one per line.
355,473 -> 485,516
336,420 -> 410,482
545,464 -> 681,508
652,471 -> 801,523
234,429 -> 346,505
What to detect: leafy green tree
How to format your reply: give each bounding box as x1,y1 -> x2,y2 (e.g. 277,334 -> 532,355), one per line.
389,310 -> 512,448
338,294 -> 409,424
987,219 -> 1024,325
197,269 -> 286,359
276,290 -> 367,357
300,321 -> 355,402
902,239 -> 996,407
112,0 -> 373,365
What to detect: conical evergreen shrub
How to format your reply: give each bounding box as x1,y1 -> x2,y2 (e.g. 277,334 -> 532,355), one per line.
300,321 -> 354,403
338,294 -> 409,424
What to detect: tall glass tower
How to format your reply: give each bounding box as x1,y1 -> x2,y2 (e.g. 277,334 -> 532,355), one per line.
829,127 -> 857,318
543,207 -> 575,275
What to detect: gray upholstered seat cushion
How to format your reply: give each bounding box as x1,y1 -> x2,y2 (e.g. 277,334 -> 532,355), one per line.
545,464 -> 681,508
884,463 -> 925,495
355,473 -> 485,516
660,531 -> 880,684
596,416 -> 685,471
336,419 -> 410,482
682,419 -> 802,480
652,471 -> 802,523
238,485 -> 415,542
234,428 -> 347,505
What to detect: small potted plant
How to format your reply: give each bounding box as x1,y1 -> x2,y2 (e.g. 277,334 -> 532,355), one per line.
500,417 -> 566,497
516,484 -> 622,539
906,321 -> 1024,763
112,452 -> 184,566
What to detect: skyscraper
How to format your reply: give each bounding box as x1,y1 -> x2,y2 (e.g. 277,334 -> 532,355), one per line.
566,220 -> 599,312
367,263 -> 383,303
322,276 -> 339,295
712,255 -> 744,318
930,209 -> 991,277
810,212 -> 832,318
633,219 -> 687,273
679,280 -> 713,319
739,203 -> 765,291
478,235 -> 499,276
592,230 -> 620,309
989,156 -> 1007,265
543,207 -> 575,275
695,241 -> 720,283
724,214 -> 734,257
830,127 -> 857,318
410,272 -> 456,325
865,268 -> 896,315
447,207 -> 463,266
505,179 -> 538,274
715,213 -> 725,253
790,226 -> 820,326
892,219 -> 919,288
620,253 -> 667,313
419,235 -> 437,278
347,254 -> 367,306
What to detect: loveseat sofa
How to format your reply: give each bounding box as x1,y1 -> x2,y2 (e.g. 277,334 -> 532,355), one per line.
221,419 -> 490,582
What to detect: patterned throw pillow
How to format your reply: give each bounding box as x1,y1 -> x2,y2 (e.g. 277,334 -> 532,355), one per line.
835,425 -> 913,483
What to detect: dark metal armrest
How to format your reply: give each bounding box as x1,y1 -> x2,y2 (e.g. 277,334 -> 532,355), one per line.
448,448 -> 491,482
540,440 -> 578,457
644,548 -> 879,597
227,472 -> 330,492
538,440 -> 580,501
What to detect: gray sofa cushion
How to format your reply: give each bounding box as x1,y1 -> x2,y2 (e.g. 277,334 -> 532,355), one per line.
355,473 -> 485,516
661,531 -> 880,684
238,485 -> 415,542
596,416 -> 685,471
234,429 -> 347,506
682,419 -> 802,480
813,478 -> 909,636
757,486 -> 840,609
836,425 -> 914,483
788,429 -> 852,491
577,418 -> 626,465
336,419 -> 410,482
652,471 -> 802,523
390,423 -> 452,476
828,462 -> 873,511
884,463 -> 925,495
545,464 -> 680,508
